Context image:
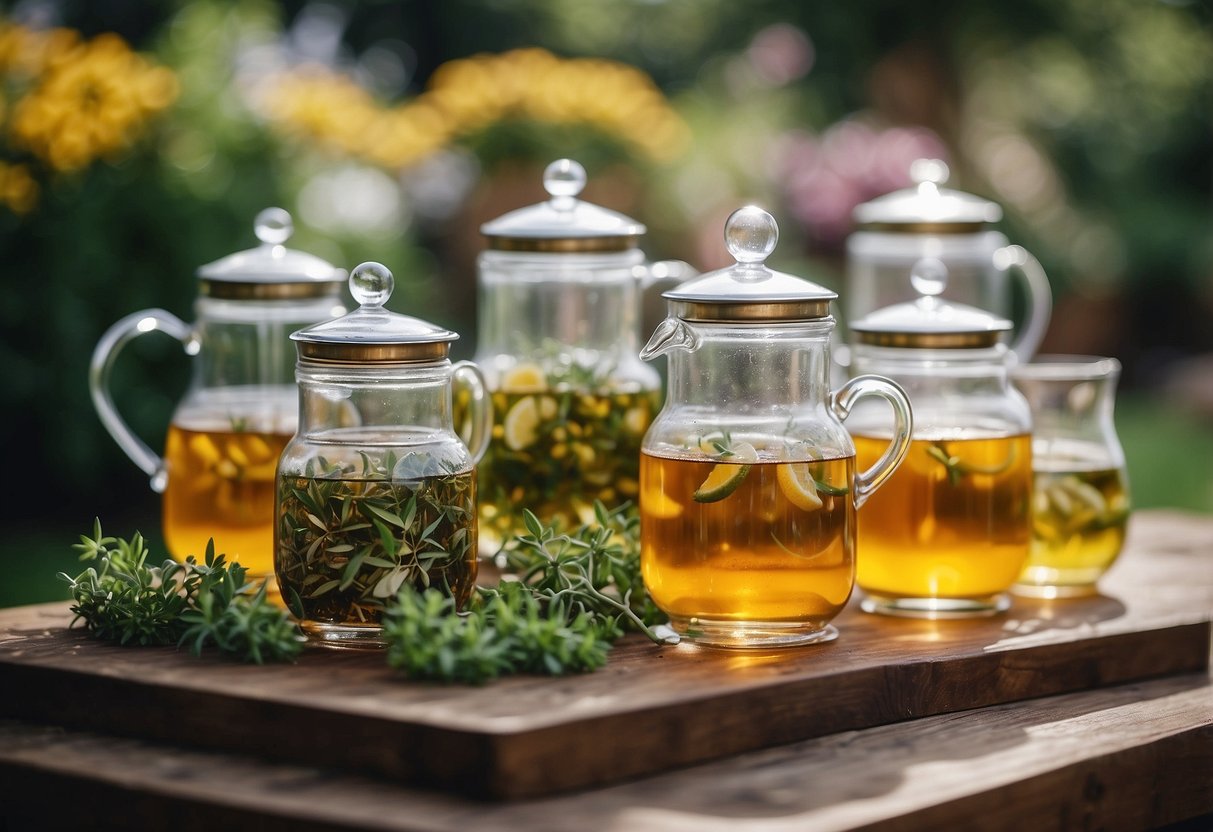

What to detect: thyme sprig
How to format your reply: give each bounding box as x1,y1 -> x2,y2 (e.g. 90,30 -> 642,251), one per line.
59,519 -> 302,663
927,440 -> 1018,486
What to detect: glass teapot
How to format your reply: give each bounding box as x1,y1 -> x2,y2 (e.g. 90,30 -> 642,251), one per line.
90,208 -> 347,581
846,159 -> 1052,362
846,258 -> 1034,617
639,206 -> 913,648
473,158 -> 693,549
276,262 -> 492,648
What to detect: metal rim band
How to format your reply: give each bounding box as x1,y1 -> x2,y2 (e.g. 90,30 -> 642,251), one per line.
858,221 -> 989,234
296,341 -> 451,364
200,279 -> 344,301
671,300 -> 833,323
852,330 -> 1003,349
483,235 -> 640,253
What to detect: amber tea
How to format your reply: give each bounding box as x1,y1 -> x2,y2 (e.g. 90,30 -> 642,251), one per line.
163,423 -> 291,580
855,433 -> 1032,615
463,372 -> 658,551
1015,465 -> 1128,597
640,448 -> 855,646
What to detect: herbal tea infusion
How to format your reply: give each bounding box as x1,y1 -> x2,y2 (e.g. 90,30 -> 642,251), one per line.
468,363 -> 657,549
276,452 -> 477,636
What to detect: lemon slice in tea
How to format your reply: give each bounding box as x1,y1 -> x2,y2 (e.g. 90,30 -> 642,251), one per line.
503,397 -> 541,450
501,363 -> 547,393
777,462 -> 824,511
692,441 -> 757,503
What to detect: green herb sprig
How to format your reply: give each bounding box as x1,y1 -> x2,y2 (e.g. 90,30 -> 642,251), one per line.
382,502 -> 673,684
927,441 -> 1019,486
60,519 -> 302,663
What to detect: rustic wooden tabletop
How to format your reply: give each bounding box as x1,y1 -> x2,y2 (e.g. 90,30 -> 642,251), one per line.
0,509 -> 1209,830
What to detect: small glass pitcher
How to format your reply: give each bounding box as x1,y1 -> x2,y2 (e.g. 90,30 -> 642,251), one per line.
90,208 -> 346,581
847,258 -> 1034,617
846,159 -> 1052,362
473,159 -> 693,549
639,207 -> 913,648
1011,356 -> 1130,598
276,262 -> 492,648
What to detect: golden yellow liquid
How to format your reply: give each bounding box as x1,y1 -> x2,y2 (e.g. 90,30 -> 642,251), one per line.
163,424 -> 289,579
855,434 -> 1032,607
640,452 -> 855,639
1017,467 -> 1129,595
469,388 -> 658,549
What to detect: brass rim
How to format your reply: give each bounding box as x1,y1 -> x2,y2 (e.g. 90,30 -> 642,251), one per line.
200,279 -> 344,301
672,300 -> 833,322
858,221 -> 988,234
297,341 -> 451,364
483,235 -> 640,253
852,330 -> 1003,349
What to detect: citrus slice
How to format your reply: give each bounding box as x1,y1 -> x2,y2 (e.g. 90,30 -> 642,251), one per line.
693,442 -> 757,503
503,396 -> 541,451
500,363 -> 547,393
777,462 -> 824,511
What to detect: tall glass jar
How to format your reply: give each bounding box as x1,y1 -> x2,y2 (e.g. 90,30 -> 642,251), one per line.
276,263 -> 491,648
1011,356 -> 1130,597
640,207 -> 913,648
472,159 -> 692,550
847,258 -> 1033,617
91,208 -> 346,582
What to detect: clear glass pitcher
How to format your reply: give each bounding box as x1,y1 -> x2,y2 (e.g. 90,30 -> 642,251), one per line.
472,158 -> 693,550
1011,356 -> 1130,598
847,258 -> 1034,617
276,262 -> 492,648
846,159 -> 1052,362
639,206 -> 913,648
90,208 -> 346,581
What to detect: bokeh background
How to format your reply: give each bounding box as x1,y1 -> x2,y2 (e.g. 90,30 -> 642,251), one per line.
1,0 -> 1210,605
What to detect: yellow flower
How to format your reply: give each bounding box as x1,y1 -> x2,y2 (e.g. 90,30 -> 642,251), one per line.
0,161 -> 38,214
9,29 -> 178,172
263,47 -> 688,170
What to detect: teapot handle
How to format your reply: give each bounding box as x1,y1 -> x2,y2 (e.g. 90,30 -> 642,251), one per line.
829,374 -> 913,510
89,309 -> 197,493
452,361 -> 493,465
995,245 -> 1052,362
635,259 -> 697,290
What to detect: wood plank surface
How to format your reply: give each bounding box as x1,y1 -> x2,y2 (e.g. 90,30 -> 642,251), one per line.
1,672 -> 1208,831
0,510 -> 1209,800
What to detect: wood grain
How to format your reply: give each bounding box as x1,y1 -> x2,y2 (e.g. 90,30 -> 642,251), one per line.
0,673 -> 1208,831
0,510 -> 1209,800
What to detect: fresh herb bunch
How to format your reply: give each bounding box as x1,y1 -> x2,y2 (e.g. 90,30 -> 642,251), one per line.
382,502 -> 672,684
60,519 -> 302,664
927,440 -> 1019,486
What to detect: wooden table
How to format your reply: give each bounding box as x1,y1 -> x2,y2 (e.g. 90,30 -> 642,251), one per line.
1,509 -> 1210,830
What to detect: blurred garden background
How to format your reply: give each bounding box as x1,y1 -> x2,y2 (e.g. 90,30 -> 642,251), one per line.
0,0 -> 1210,606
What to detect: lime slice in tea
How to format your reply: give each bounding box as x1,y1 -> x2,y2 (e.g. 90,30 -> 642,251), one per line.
777,462 -> 824,511
501,363 -> 547,393
693,442 -> 757,503
504,397 -> 541,451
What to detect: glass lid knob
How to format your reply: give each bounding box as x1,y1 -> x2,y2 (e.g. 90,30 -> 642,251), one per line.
350,261 -> 394,307
910,158 -> 950,187
254,207 -> 293,245
725,205 -> 779,267
910,257 -> 949,300
543,158 -> 587,204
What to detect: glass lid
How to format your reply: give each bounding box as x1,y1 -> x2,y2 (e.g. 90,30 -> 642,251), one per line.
853,159 -> 1003,232
292,262 -> 457,364
662,206 -> 836,322
197,207 -> 346,300
480,159 -> 646,252
850,257 -> 1011,349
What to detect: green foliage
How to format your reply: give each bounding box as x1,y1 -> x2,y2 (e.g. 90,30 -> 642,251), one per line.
383,503 -> 672,684
60,519 -> 302,663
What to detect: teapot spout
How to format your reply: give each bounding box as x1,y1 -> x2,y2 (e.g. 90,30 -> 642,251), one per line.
640,317 -> 699,361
